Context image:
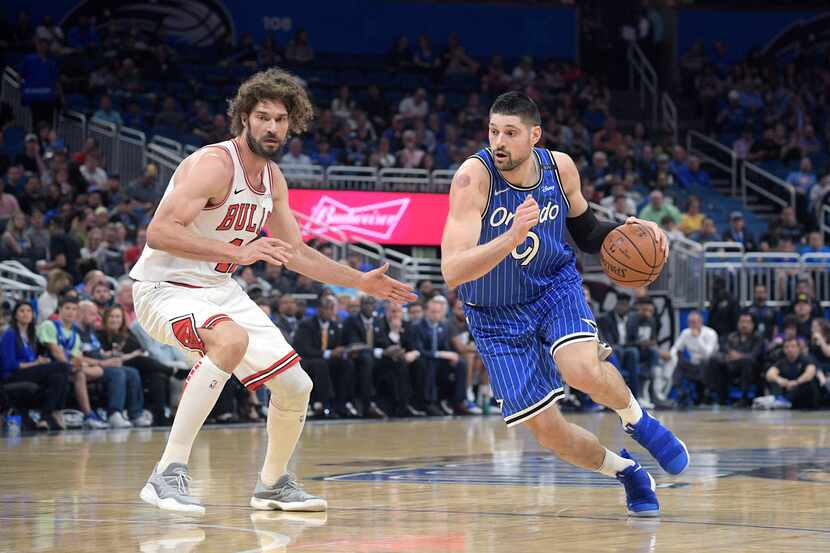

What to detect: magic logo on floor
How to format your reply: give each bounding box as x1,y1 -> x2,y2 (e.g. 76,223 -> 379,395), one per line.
313,448 -> 830,487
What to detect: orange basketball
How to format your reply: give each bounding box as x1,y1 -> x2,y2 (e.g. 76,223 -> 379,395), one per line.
600,222 -> 665,288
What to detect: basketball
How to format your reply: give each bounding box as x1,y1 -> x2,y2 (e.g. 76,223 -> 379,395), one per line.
600,222 -> 665,288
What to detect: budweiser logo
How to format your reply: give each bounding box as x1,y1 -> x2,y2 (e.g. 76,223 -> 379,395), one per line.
303,195 -> 410,241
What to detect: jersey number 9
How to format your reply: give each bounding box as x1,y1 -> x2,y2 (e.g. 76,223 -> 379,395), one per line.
511,231 -> 540,266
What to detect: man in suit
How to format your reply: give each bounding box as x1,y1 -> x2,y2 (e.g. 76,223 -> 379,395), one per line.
273,293 -> 300,343
342,295 -> 390,418
722,212 -> 756,251
292,296 -> 344,418
409,295 -> 476,416
377,302 -> 425,417
625,298 -> 660,406
598,294 -> 641,399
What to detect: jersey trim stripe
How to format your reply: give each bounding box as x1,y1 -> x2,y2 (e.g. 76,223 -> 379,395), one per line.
504,388 -> 565,427
201,145 -> 234,211
242,350 -> 300,390
550,331 -> 597,357
489,147 -> 544,191
267,162 -> 275,197
231,139 -> 267,195
547,150 -> 571,212
468,154 -> 493,219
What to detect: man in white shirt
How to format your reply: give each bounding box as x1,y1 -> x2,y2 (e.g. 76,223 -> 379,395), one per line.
79,153 -> 109,189
398,88 -> 429,121
660,311 -> 719,405
280,138 -> 312,166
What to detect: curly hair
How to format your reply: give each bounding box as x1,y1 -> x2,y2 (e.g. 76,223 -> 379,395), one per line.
227,67 -> 314,136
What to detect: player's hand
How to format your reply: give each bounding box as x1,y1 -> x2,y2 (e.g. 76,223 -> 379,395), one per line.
509,196 -> 540,247
236,237 -> 295,266
625,217 -> 669,264
357,263 -> 418,305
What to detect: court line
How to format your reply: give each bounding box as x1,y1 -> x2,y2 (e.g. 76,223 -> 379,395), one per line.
325,506 -> 830,536
0,516 -> 289,553
5,500 -> 828,537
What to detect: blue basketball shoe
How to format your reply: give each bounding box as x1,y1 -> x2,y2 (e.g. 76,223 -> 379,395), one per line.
616,449 -> 659,517
625,408 -> 689,475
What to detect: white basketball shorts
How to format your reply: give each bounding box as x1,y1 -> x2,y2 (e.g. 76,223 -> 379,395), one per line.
133,279 -> 299,390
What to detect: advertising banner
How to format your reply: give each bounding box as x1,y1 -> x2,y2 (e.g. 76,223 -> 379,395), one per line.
288,189 -> 449,246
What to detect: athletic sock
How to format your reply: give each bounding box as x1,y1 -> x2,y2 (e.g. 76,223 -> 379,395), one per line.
159,356 -> 230,471
615,391 -> 644,428
596,448 -> 636,477
260,399 -> 307,486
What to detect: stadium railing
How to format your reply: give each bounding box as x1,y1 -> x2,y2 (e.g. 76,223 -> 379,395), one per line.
379,168 -> 430,193
118,126 -> 148,185
87,118 -> 119,173
661,92 -> 678,145
687,130 -> 738,197
282,164 -> 326,189
627,42 -> 658,129
740,160 -> 796,213
1,67 -> 32,132
431,169 -> 454,192
325,166 -> 378,191
0,260 -> 46,302
57,110 -> 87,157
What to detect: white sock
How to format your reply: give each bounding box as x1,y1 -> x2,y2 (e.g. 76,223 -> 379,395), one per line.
615,391 -> 644,428
260,399 -> 307,486
596,448 -> 636,478
480,384 -> 491,398
159,356 -> 230,471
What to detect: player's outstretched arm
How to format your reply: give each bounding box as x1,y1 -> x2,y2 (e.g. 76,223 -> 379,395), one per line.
146,148 -> 293,267
266,164 -> 417,305
556,150 -> 667,260
441,159 -> 538,289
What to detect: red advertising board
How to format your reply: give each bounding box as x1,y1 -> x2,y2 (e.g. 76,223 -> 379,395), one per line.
287,189 -> 449,245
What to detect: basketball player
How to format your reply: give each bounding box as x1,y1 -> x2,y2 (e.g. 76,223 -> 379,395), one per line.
130,68 -> 416,514
441,92 -> 689,516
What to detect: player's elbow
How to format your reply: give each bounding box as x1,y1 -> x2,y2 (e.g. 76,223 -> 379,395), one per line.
145,221 -> 170,250
441,260 -> 461,290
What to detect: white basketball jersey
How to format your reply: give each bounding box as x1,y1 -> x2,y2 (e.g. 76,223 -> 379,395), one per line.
130,139 -> 274,287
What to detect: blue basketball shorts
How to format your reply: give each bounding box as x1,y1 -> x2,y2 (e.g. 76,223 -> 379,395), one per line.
464,284 -> 598,427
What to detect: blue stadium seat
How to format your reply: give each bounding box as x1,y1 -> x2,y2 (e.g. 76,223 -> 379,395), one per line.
2,126 -> 24,157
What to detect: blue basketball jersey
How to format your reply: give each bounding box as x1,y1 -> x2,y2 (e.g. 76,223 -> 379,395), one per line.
457,147 -> 578,307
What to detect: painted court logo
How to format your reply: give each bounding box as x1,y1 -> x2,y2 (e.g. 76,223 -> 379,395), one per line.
304,195 -> 410,241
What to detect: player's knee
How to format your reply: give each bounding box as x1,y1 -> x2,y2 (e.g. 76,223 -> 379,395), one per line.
266,365 -> 312,411
560,358 -> 603,392
202,322 -> 248,370
528,413 -> 573,455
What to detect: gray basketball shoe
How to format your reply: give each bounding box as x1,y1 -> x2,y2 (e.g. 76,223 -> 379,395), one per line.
139,463 -> 205,515
250,474 -> 328,511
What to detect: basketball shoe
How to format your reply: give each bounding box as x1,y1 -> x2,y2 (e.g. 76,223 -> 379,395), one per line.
616,449 -> 659,517
139,463 -> 205,514
250,474 -> 328,511
625,408 -> 689,475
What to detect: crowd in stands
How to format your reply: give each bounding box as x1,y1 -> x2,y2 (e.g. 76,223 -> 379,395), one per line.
598,279 -> 830,411
679,38 -> 830,227
2,13 -> 830,430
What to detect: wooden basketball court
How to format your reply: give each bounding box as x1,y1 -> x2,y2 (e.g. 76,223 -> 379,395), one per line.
2,410 -> 829,552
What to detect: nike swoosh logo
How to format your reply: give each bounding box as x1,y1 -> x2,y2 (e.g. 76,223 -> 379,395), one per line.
234,187 -> 246,194
581,318 -> 598,330
494,188 -> 509,196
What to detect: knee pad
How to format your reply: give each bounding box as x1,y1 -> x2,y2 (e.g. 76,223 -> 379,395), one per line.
265,364 -> 313,411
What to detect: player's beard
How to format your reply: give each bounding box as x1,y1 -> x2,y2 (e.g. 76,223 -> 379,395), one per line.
494,149 -> 529,172
246,127 -> 284,162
